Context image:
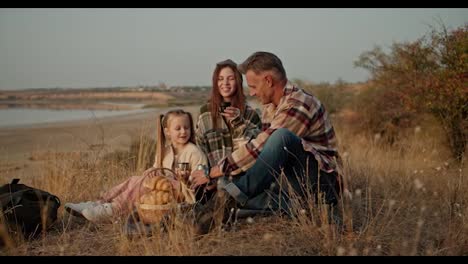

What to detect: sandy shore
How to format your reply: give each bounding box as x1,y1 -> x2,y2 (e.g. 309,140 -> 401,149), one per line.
0,105 -> 201,179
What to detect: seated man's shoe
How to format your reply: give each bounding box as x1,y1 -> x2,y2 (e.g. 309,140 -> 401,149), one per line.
194,190 -> 238,235
193,198 -> 216,235
123,212 -> 154,238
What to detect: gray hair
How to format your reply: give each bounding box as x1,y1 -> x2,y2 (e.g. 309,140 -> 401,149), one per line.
238,51 -> 287,81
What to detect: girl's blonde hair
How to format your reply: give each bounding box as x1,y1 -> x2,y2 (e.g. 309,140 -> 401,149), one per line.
154,109 -> 195,168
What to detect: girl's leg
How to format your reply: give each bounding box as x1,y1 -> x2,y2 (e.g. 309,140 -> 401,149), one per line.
103,175 -> 147,215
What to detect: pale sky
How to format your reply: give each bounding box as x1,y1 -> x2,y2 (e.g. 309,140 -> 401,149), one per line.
0,8 -> 467,90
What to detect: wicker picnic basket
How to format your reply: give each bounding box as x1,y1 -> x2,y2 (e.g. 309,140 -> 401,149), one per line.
136,202 -> 177,224
135,168 -> 194,224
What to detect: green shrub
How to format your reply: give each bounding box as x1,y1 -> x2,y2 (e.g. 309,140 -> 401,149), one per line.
355,23 -> 467,161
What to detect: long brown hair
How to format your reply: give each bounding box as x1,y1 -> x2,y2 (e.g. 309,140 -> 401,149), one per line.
154,109 -> 195,168
210,59 -> 246,129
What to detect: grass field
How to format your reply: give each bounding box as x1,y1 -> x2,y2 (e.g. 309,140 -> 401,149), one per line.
1,104 -> 466,255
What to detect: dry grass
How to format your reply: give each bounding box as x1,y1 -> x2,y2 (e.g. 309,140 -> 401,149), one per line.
0,112 -> 466,256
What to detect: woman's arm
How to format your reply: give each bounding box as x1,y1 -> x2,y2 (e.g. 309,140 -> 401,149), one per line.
230,105 -> 262,139
195,110 -> 210,155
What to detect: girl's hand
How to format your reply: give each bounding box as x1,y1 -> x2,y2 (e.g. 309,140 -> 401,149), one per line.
170,179 -> 186,203
220,106 -> 240,122
170,178 -> 180,190
143,167 -> 157,177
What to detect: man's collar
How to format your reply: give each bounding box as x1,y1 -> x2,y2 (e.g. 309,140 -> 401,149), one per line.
276,80 -> 294,107
283,80 -> 295,95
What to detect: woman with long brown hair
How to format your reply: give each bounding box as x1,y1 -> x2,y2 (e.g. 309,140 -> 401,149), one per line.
194,59 -> 261,188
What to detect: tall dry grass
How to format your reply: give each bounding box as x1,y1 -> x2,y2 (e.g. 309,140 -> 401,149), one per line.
0,113 -> 466,255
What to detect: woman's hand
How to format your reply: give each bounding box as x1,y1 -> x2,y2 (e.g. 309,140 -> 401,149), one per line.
220,106 -> 241,122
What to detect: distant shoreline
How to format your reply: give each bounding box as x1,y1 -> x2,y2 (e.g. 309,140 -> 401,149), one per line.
0,101 -> 142,111
0,87 -> 211,113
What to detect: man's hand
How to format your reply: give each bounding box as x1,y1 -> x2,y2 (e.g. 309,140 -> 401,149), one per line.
209,165 -> 223,179
190,169 -> 209,188
191,165 -> 223,188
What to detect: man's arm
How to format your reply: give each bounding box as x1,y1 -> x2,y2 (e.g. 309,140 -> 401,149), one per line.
218,101 -> 315,176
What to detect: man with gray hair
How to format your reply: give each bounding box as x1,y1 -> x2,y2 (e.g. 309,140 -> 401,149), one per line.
192,51 -> 342,230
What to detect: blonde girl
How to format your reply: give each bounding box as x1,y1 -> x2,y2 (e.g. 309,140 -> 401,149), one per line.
64,109 -> 208,223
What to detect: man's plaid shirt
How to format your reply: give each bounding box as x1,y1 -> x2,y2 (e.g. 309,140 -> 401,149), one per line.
220,81 -> 340,175
195,102 -> 262,168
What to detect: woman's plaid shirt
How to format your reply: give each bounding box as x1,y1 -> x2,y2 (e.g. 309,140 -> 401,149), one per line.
219,81 -> 340,176
195,102 -> 262,168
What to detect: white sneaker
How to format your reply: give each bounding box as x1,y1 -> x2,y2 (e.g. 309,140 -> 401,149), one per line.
82,203 -> 114,223
65,201 -> 101,218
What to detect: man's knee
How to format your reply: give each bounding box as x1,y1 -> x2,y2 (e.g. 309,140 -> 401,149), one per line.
271,128 -> 293,138
267,128 -> 297,148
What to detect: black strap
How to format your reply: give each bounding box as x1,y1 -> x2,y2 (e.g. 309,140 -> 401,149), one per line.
11,178 -> 20,184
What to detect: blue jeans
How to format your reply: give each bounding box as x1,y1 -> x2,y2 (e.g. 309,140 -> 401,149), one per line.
221,128 -> 339,212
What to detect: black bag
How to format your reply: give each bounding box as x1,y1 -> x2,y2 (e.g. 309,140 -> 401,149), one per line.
0,178 -> 61,239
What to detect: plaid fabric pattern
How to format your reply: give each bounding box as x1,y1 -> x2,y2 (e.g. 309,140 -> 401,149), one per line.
220,81 -> 340,175
195,102 -> 262,168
